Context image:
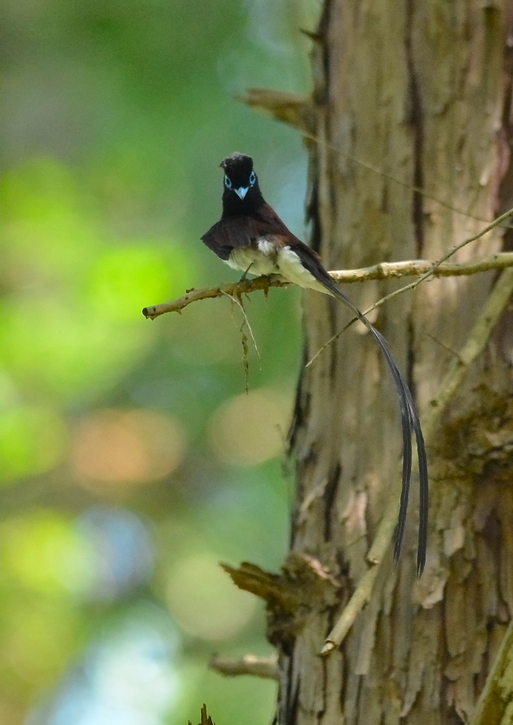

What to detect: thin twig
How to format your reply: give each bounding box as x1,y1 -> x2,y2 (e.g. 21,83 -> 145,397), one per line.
209,653 -> 279,681
321,266 -> 513,655
142,252 -> 513,319
220,290 -> 261,363
221,290 -> 261,391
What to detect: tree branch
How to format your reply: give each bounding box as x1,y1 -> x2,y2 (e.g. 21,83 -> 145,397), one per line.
142,252 -> 513,320
142,276 -> 287,319
209,653 -> 279,681
237,88 -> 315,134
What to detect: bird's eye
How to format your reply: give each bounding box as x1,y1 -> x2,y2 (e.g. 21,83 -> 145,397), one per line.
249,171 -> 256,185
224,176 -> 232,189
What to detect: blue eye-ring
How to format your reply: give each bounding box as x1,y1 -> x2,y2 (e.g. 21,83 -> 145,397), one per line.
249,171 -> 256,185
224,176 -> 232,189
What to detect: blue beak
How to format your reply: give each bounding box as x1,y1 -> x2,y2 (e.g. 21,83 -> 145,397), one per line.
235,187 -> 249,200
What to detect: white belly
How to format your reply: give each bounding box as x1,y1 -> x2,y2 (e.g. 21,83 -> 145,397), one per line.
226,239 -> 327,295
226,241 -> 279,277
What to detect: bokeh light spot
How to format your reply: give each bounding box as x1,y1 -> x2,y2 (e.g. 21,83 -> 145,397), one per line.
0,406 -> 67,484
0,510 -> 94,596
87,245 -> 173,321
71,408 -> 185,489
208,388 -> 290,466
166,553 -> 256,641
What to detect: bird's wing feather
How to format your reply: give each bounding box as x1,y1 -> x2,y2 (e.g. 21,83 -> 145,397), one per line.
202,216 -> 276,259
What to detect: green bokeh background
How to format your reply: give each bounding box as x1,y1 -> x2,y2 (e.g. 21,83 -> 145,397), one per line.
0,2 -> 318,723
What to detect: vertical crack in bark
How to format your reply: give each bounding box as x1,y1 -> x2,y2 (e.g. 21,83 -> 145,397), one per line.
314,0 -> 332,108
404,0 -> 424,390
288,665 -> 300,725
323,462 -> 341,541
319,654 -> 328,725
498,33 -> 513,250
287,351 -> 309,455
405,0 -> 424,259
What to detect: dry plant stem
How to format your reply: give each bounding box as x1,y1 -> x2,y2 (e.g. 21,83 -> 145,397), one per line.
468,615 -> 513,725
209,653 -> 279,681
220,290 -> 261,362
142,252 -> 513,319
321,266 -> 513,655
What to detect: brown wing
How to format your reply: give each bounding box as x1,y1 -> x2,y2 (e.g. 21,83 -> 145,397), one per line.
202,201 -> 325,274
201,219 -> 238,261
201,210 -> 286,261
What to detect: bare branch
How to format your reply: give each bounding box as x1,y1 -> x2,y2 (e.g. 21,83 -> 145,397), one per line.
142,252 -> 513,320
209,653 -> 279,681
142,275 -> 287,319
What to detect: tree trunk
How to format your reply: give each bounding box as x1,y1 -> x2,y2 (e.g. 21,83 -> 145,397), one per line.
276,1 -> 513,723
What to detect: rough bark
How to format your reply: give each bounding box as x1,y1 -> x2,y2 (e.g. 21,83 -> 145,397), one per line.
274,2 -> 513,724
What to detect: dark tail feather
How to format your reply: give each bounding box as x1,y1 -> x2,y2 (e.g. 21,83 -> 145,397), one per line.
317,275 -> 428,574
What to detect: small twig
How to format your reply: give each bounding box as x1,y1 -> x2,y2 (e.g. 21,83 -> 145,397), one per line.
422,266 -> 513,437
142,252 -> 513,320
320,566 -> 381,654
321,266 -> 513,655
221,290 -> 261,391
209,653 -> 279,681
424,331 -> 462,360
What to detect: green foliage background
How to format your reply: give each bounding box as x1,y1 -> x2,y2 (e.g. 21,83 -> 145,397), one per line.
0,1 -> 318,723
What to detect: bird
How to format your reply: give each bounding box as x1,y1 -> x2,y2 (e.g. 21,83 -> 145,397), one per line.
201,152 -> 428,574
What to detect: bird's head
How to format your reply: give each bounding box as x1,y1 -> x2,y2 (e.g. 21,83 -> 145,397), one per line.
220,153 -> 262,210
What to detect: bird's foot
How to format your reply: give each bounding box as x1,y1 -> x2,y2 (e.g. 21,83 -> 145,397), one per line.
238,264 -> 254,282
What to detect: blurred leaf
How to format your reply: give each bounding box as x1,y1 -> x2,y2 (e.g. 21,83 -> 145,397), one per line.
86,242 -> 189,320
0,406 -> 67,483
0,510 -> 94,596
